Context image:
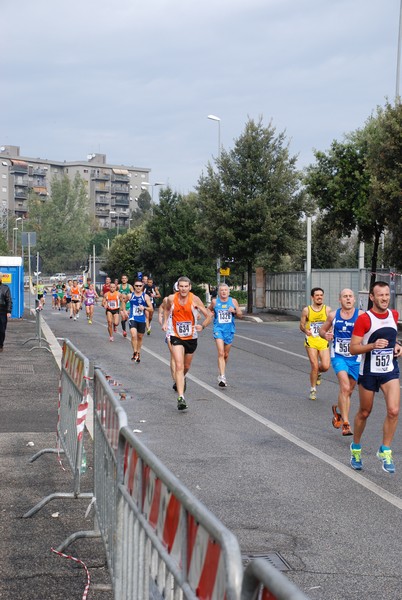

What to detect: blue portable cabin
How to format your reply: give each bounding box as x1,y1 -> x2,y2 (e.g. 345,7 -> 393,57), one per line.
0,256 -> 24,318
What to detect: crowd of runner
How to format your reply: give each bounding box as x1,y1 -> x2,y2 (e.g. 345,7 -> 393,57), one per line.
33,274 -> 401,474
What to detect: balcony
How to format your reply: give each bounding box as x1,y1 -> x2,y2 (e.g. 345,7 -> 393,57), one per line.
31,168 -> 47,177
95,207 -> 110,216
113,196 -> 129,207
91,170 -> 110,181
94,184 -> 110,192
10,160 -> 28,174
14,190 -> 27,199
111,184 -> 129,193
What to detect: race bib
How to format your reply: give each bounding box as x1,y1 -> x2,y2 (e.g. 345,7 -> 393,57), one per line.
176,321 -> 192,337
108,300 -> 117,309
133,305 -> 143,316
217,309 -> 232,324
370,349 -> 394,373
310,322 -> 323,337
86,298 -> 94,305
335,338 -> 351,357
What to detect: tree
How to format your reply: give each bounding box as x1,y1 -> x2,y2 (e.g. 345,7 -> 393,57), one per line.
137,188 -> 214,292
197,117 -> 305,312
304,101 -> 402,290
130,190 -> 152,227
102,227 -> 144,281
0,231 -> 9,255
28,174 -> 91,273
364,101 -> 402,271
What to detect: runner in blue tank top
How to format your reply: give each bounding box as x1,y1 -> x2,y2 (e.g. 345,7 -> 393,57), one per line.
128,279 -> 153,363
320,289 -> 363,436
208,283 -> 243,387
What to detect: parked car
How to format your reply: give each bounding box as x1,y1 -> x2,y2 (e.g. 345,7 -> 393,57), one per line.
50,273 -> 67,282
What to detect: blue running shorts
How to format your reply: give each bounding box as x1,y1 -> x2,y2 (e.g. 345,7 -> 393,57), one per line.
358,369 -> 400,392
331,355 -> 360,381
213,329 -> 235,345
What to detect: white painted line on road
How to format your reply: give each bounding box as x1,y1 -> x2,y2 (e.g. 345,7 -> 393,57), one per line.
144,344 -> 402,511
235,333 -> 309,361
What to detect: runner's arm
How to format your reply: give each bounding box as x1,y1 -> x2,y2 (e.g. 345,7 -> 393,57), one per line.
319,311 -> 335,340
299,306 -> 311,336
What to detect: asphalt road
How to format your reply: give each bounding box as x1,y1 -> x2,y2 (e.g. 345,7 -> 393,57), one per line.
41,301 -> 402,600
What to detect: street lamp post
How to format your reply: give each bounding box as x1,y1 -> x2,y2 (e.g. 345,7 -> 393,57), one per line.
141,181 -> 165,202
109,210 -> 119,234
207,114 -> 221,160
397,0 -> 402,101
15,217 -> 22,256
207,114 -> 222,286
13,227 -> 18,255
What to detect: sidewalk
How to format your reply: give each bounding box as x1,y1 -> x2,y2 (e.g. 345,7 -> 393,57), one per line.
0,311 -> 113,600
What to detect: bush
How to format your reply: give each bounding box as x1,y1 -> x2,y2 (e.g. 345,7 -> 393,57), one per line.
230,290 -> 247,304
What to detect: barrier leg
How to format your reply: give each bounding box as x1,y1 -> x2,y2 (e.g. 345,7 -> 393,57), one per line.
23,492 -> 93,518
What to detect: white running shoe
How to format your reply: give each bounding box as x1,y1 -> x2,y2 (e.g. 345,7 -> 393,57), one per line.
218,375 -> 227,387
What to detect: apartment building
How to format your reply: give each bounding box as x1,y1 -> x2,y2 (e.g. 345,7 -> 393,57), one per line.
0,145 -> 151,235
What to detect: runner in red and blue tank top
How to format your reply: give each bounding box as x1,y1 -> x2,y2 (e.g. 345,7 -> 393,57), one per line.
349,281 -> 402,474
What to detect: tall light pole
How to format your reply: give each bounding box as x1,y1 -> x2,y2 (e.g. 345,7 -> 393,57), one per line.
15,217 -> 22,256
141,181 -> 165,202
207,114 -> 222,286
397,0 -> 402,101
13,227 -> 18,255
207,115 -> 221,160
109,210 -> 119,235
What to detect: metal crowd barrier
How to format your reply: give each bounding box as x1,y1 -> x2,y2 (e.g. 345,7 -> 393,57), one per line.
56,368 -> 129,562
114,425 -> 244,600
23,338 -> 93,518
25,340 -> 311,600
242,558 -> 310,600
23,298 -> 51,353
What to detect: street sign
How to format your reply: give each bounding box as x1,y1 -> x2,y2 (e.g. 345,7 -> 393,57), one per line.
22,231 -> 37,246
220,268 -> 230,276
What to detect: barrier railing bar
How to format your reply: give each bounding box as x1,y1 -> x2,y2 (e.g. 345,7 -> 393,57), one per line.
242,557 -> 310,600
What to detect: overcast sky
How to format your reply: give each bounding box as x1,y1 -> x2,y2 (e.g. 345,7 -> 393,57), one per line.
1,0 -> 400,195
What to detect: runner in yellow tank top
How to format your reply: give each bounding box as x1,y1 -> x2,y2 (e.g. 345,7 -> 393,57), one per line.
300,287 -> 331,401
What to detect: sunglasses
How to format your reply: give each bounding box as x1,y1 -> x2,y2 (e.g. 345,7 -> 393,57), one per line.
134,284 -> 143,288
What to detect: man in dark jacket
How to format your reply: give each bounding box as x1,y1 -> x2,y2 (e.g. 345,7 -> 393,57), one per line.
0,272 -> 12,351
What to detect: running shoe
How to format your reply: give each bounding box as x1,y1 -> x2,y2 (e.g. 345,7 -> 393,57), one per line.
331,405 -> 343,429
147,327 -> 151,335
135,353 -> 141,363
109,336 -> 114,342
88,319 -> 92,324
350,444 -> 362,470
73,317 -> 77,321
309,389 -> 316,401
172,382 -> 177,392
76,313 -> 79,319
113,324 -> 117,332
316,372 -> 322,386
131,352 -> 138,361
218,375 -> 227,387
342,422 -> 353,436
177,396 -> 188,411
122,331 -> 127,338
376,448 -> 395,474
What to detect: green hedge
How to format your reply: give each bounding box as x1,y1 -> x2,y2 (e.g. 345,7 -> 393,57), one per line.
229,290 -> 247,304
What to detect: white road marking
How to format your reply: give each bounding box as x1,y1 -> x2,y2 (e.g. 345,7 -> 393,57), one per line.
235,332 -> 309,361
